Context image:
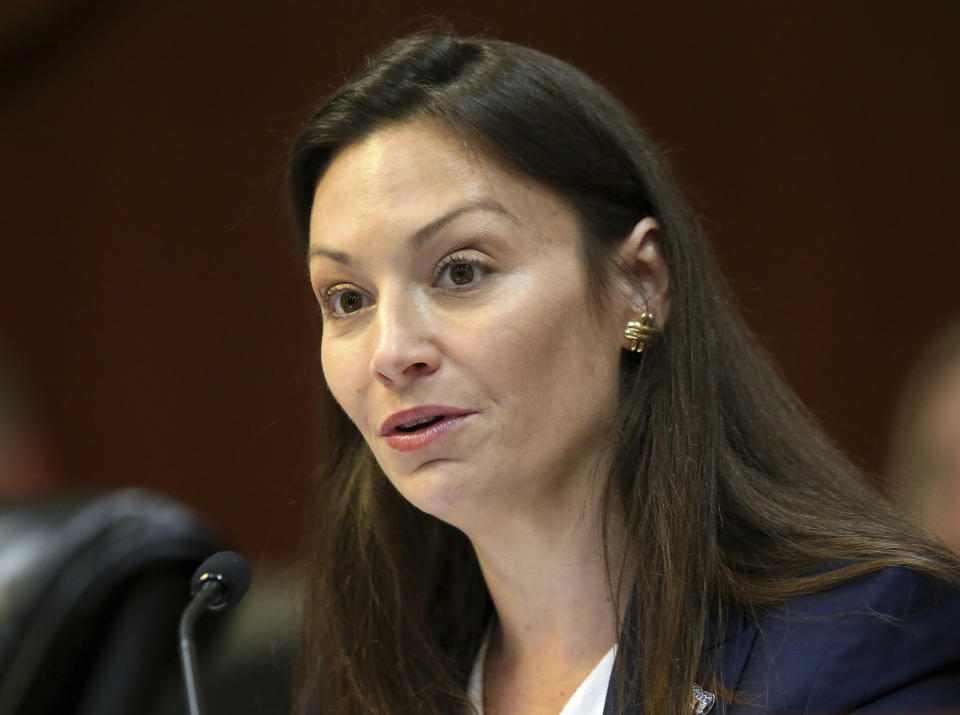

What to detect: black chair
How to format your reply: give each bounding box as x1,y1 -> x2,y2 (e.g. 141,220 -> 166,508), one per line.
0,489 -> 223,715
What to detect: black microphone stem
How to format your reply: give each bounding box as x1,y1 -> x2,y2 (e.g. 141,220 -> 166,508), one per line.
178,579 -> 221,715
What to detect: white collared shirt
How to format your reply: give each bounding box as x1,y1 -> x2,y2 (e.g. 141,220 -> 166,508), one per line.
466,630 -> 617,715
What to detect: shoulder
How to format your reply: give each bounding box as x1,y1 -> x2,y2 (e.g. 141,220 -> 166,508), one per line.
734,565 -> 960,713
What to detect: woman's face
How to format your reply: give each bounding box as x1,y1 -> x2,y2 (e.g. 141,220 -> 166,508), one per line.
308,121 -> 632,530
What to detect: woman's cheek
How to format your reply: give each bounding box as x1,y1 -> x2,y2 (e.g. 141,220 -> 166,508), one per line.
474,278 -> 578,396
321,340 -> 363,419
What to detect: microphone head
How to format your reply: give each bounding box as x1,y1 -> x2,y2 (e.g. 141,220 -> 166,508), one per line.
191,550 -> 252,612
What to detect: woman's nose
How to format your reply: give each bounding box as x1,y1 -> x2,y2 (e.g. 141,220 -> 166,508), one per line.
369,298 -> 441,387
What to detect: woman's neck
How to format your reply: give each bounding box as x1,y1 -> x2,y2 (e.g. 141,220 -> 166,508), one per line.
466,481 -> 630,713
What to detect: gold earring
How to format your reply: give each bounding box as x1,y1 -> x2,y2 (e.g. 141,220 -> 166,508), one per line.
624,312 -> 657,353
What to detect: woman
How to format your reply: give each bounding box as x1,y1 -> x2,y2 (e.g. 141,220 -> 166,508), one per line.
289,33 -> 960,714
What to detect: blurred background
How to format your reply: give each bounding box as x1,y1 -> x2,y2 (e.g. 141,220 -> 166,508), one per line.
1,0 -> 958,712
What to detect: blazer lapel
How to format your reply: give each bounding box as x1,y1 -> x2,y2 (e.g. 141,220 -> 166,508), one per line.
706,605 -> 758,715
602,603 -> 758,715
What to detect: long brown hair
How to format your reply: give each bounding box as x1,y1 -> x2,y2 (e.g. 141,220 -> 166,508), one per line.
289,32 -> 959,714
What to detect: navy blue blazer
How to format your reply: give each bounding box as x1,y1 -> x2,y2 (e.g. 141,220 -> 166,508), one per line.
604,566 -> 960,713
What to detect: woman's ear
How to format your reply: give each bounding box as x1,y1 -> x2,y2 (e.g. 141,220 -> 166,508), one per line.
616,217 -> 670,328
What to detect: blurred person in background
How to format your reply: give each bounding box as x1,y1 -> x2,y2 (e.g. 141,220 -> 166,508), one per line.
0,350 -> 58,497
888,319 -> 960,553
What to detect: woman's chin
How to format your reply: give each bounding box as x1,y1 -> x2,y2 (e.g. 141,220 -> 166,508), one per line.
389,460 -> 494,528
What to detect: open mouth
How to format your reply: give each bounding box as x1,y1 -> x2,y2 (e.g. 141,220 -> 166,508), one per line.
380,406 -> 475,451
394,415 -> 445,433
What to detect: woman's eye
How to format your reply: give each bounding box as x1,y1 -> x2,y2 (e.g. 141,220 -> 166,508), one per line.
325,287 -> 370,317
448,263 -> 475,285
437,258 -> 485,287
337,291 -> 365,313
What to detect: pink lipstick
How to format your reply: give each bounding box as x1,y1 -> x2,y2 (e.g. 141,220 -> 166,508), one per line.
380,405 -> 475,452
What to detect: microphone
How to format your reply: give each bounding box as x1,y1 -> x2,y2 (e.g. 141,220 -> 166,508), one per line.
178,551 -> 252,715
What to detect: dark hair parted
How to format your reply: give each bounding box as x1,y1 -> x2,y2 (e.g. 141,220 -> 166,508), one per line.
290,33 -> 960,715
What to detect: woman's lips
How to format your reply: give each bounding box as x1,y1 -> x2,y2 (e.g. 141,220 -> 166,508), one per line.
380,406 -> 475,452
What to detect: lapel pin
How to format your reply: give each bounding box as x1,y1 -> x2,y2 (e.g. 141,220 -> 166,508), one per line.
690,684 -> 717,714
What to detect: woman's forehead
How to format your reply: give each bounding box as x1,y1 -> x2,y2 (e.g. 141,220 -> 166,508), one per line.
313,123 -> 488,214
308,122 -> 575,252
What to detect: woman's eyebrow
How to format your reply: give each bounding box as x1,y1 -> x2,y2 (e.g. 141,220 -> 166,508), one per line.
407,198 -> 517,252
308,198 -> 517,265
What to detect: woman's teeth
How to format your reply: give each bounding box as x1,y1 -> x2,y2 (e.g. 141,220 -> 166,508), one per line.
396,415 -> 444,433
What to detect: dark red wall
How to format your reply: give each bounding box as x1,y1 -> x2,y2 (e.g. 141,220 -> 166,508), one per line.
2,1 -> 958,561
